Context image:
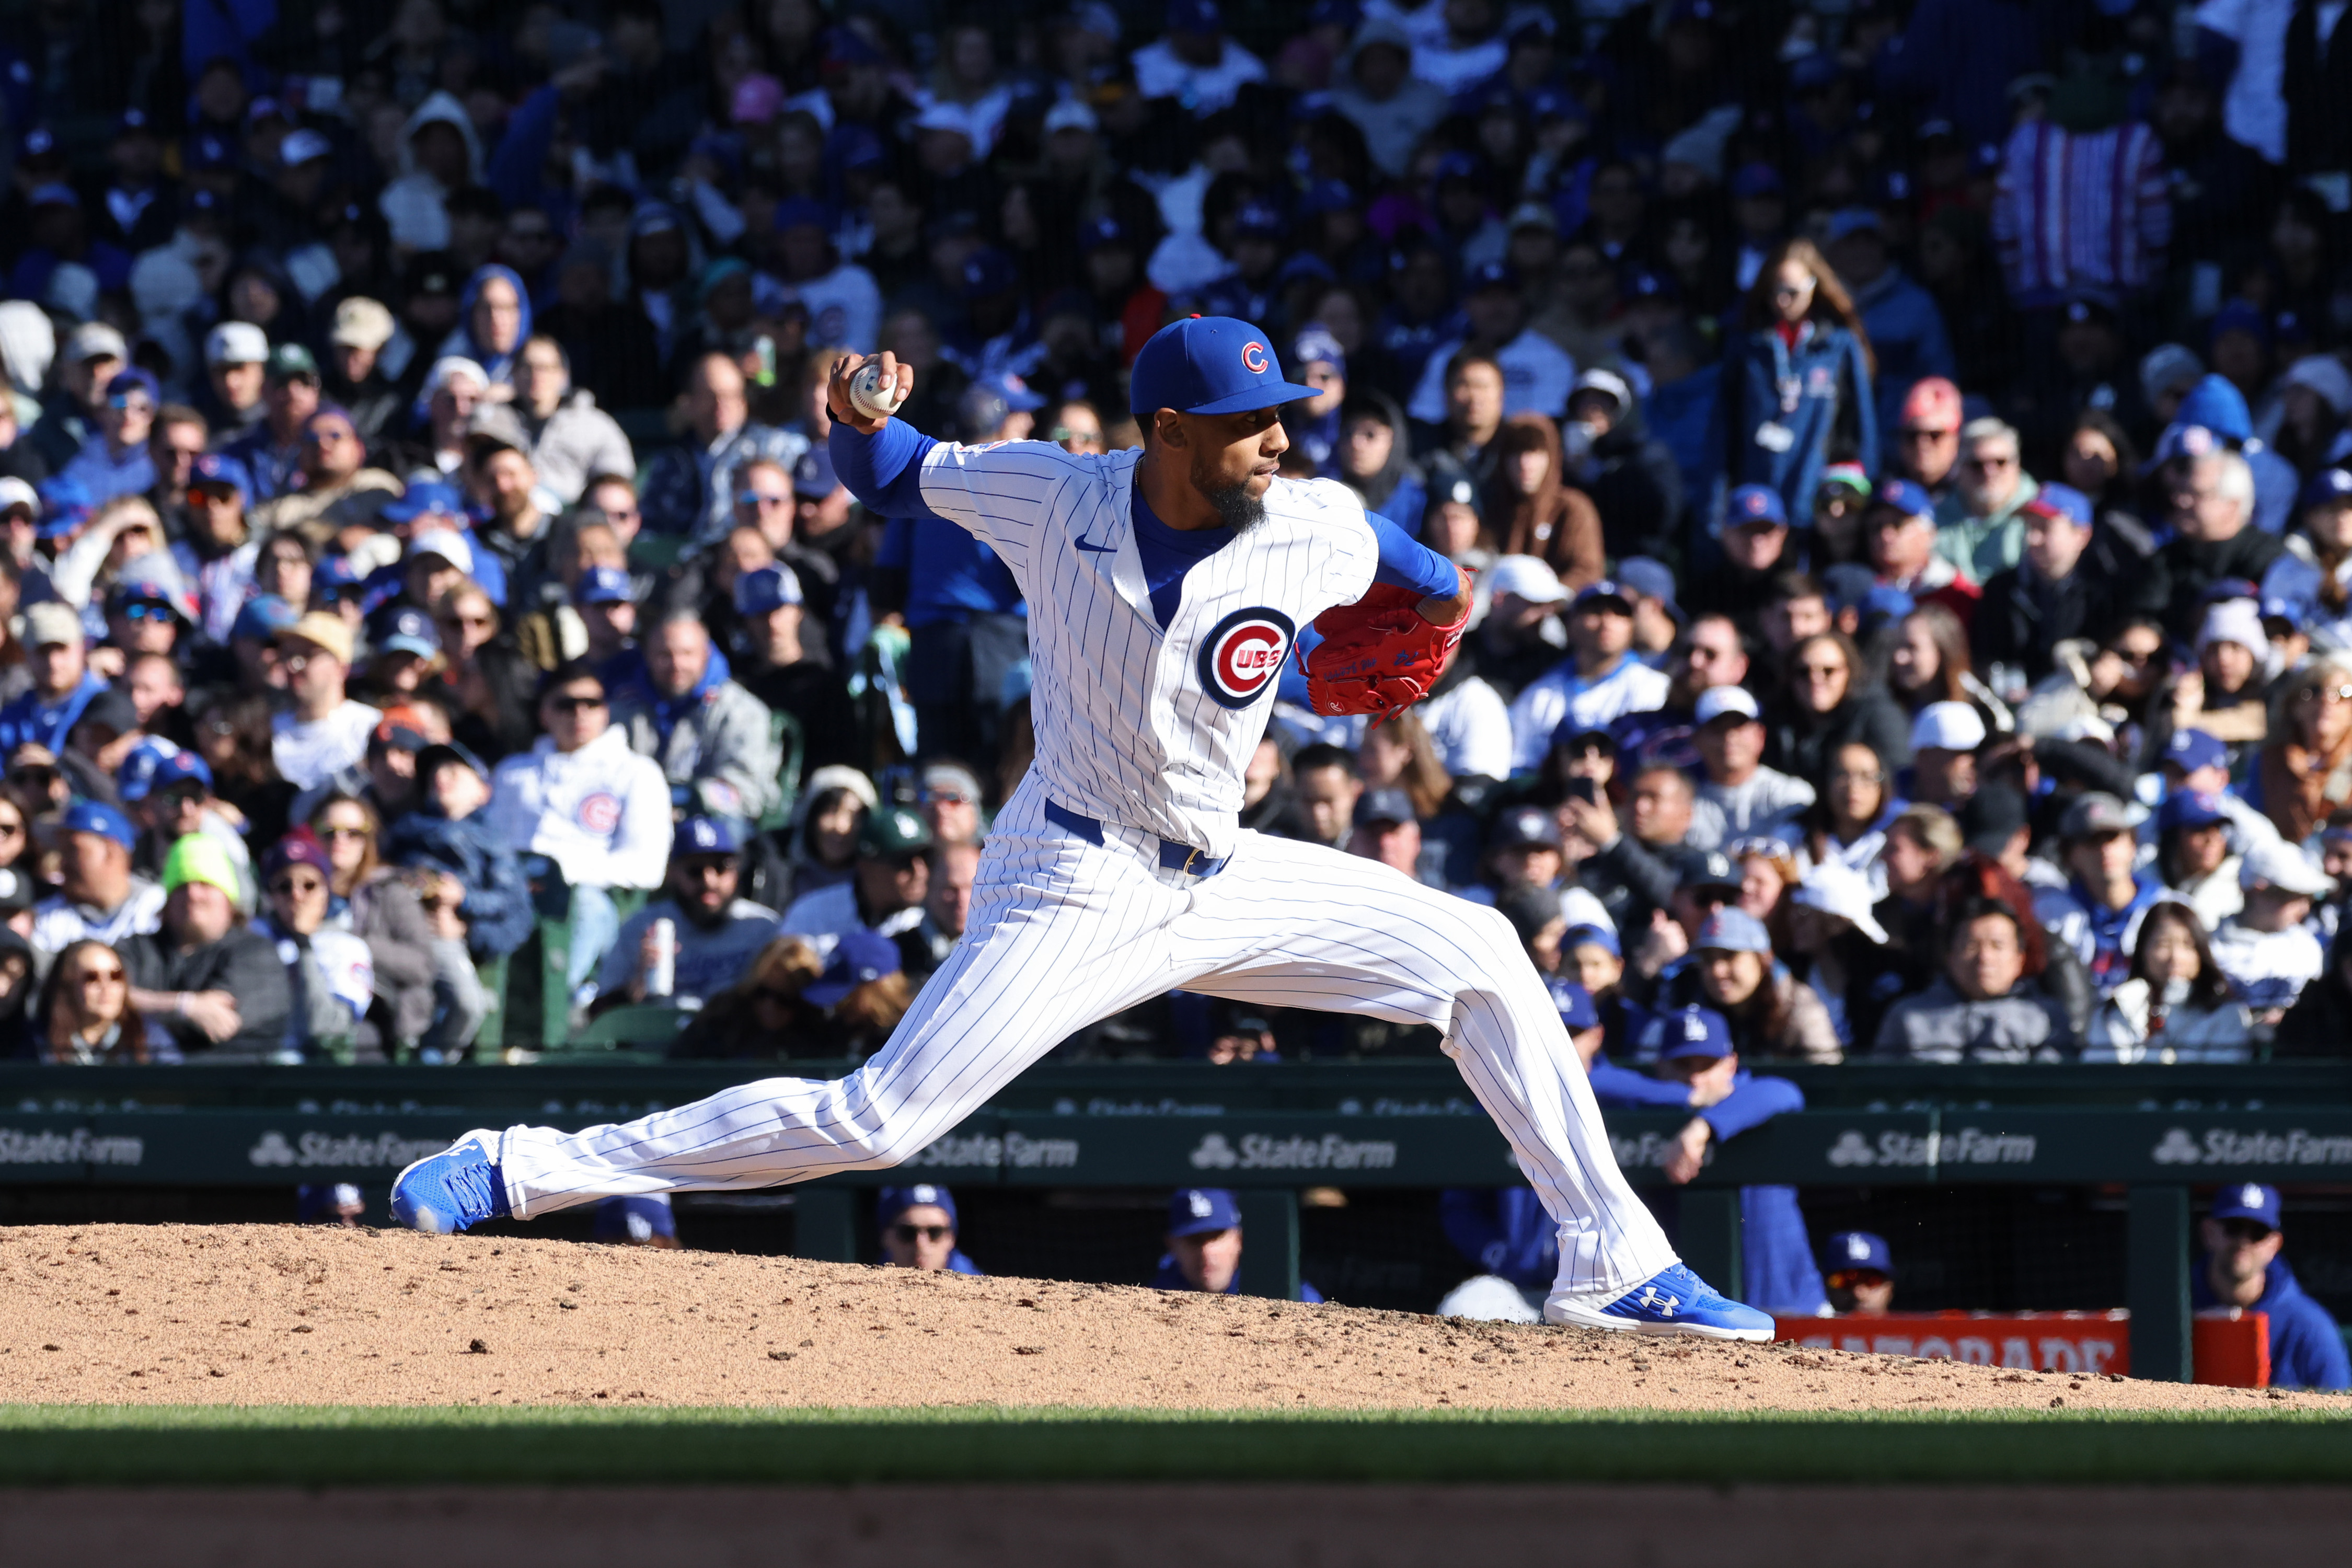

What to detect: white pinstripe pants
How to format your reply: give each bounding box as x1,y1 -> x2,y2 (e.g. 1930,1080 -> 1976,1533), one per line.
499,776 -> 1677,1298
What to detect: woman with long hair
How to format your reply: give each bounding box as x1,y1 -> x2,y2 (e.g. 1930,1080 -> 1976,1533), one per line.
1482,413 -> 1603,588
2257,656 -> 2352,843
1356,711 -> 1452,822
1798,740 -> 1904,893
313,792 -> 437,1054
1883,602 -> 2012,732
1767,629 -> 1912,785
1725,236 -> 1878,524
36,938 -> 141,1065
425,584 -> 538,762
2084,902 -> 2252,1062
1664,907 -> 1842,1063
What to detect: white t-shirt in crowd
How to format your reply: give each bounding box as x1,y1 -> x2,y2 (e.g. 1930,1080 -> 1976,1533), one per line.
270,699 -> 382,791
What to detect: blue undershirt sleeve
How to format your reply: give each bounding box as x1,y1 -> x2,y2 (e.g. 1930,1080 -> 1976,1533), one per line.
1698,1073 -> 1806,1142
1367,511 -> 1462,597
828,418 -> 943,521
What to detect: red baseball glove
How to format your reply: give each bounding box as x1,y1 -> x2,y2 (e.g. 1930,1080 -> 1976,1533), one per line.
1299,583 -> 1471,718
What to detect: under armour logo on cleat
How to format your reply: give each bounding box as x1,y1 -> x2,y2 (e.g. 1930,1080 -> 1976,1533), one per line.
1634,1287 -> 1680,1316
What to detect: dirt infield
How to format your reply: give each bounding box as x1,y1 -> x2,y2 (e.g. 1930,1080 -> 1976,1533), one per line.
0,1225 -> 2319,1412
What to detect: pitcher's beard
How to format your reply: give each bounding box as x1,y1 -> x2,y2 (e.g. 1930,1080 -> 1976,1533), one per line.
1193,454 -> 1270,532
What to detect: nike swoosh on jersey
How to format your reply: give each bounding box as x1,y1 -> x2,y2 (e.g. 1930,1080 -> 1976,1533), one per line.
1074,534 -> 1116,552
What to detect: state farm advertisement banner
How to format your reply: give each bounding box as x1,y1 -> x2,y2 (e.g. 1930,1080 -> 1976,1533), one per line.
1772,1310 -> 2269,1386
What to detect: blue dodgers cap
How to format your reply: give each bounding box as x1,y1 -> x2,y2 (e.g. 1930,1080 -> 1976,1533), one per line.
1290,325 -> 1346,377
877,1183 -> 959,1229
1168,1186 -> 1242,1237
1552,978 -> 1600,1032
378,480 -> 466,524
592,1194 -> 677,1242
805,927 -> 902,1008
792,445 -> 839,498
2210,1182 -> 2282,1231
2301,467 -> 2352,511
1825,1230 -> 1895,1277
188,452 -> 252,506
1564,922 -> 1621,958
2159,789 -> 2229,832
1870,477 -> 1935,520
673,814 -> 746,857
231,594 -> 301,641
63,799 -> 136,850
2164,728 -> 2229,775
1723,483 -> 1788,531
116,737 -> 182,802
1129,316 -> 1321,417
579,564 -> 634,606
378,606 -> 439,659
1655,1004 -> 1735,1062
2023,482 -> 2093,527
1694,907 -> 1772,954
734,562 -> 804,617
1615,555 -> 1681,616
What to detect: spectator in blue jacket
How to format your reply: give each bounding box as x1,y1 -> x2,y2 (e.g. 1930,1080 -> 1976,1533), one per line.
1720,238 -> 1878,544
2190,1183 -> 2350,1391
385,741 -> 532,962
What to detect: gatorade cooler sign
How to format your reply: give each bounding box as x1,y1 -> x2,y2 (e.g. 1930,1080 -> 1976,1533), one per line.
1772,1309 -> 2269,1386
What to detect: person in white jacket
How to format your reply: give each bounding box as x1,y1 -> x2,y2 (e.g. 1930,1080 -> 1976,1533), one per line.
486,660 -> 671,999
2085,901 -> 2252,1063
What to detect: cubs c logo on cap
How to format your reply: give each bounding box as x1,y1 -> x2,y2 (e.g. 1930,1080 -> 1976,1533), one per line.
1241,341 -> 1269,374
1197,606 -> 1295,710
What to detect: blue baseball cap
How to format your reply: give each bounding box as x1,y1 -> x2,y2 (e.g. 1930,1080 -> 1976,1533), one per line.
1564,922 -> 1621,958
877,1183 -> 959,1229
153,751 -> 214,793
2164,728 -> 2228,775
2210,1182 -> 2281,1231
64,799 -> 136,850
1571,579 -> 1634,614
2159,789 -> 2228,831
1167,1186 -> 1242,1237
1821,561 -> 1878,614
734,562 -> 804,617
578,565 -> 633,606
1290,325 -> 1346,377
37,475 -> 93,537
188,452 -> 252,506
1167,0 -> 1222,31
1077,215 -> 1130,252
805,927 -> 902,1008
1467,260 -> 1521,293
2303,468 -> 2352,511
1722,483 -> 1788,531
231,594 -> 301,641
1615,556 -> 1681,618
958,247 -> 1020,300
1869,477 -> 1935,521
1552,978 -> 1600,1032
673,815 -> 745,858
1232,201 -> 1286,239
1862,584 -> 1916,624
2173,374 -> 2254,443
592,1194 -> 677,1242
105,368 -> 160,406
378,606 -> 439,660
1129,316 -> 1321,417
792,445 -> 839,499
379,481 -> 466,524
116,738 -> 183,803
978,370 -> 1045,413
1694,907 -> 1772,954
1655,1004 -> 1735,1061
1825,1230 -> 1895,1277
2023,482 -> 2093,527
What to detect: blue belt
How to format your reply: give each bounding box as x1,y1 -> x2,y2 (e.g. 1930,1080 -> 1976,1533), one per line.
1043,800 -> 1228,878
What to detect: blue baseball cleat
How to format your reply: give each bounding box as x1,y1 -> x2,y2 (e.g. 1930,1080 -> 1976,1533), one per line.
390,1129 -> 512,1233
1544,1263 -> 1777,1341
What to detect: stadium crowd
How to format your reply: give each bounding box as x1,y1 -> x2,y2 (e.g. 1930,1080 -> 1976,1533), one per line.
0,0 -> 2347,1070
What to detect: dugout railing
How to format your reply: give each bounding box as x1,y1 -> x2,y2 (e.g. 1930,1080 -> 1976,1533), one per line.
5,1060 -> 2349,1382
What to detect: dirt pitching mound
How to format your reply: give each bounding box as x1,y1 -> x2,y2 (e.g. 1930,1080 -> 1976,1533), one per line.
0,1225 -> 2313,1412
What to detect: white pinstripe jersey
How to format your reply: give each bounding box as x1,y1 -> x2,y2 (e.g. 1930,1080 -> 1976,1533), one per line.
918,441 -> 1379,858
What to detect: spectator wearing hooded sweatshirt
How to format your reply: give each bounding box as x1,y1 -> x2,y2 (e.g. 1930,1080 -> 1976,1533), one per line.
439,263 -> 533,400
378,92 -> 484,255
607,608 -> 783,824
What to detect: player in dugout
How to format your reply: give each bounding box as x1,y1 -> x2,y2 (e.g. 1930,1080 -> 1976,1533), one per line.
391,316 -> 1773,1343
2191,1184 -> 2349,1391
877,1184 -> 982,1275
1823,1231 -> 1896,1316
1151,1186 -> 1322,1303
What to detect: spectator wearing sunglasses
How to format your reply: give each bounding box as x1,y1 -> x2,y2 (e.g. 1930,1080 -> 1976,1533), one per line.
33,938 -> 141,1064
56,369 -> 159,506
119,744 -> 253,906
2256,656 -> 2352,845
2190,1184 -> 2349,1391
247,407 -> 401,540
254,828 -> 375,1061
876,1184 -> 982,1275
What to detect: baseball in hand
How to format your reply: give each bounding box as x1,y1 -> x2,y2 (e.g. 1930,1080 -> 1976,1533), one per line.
848,361 -> 904,421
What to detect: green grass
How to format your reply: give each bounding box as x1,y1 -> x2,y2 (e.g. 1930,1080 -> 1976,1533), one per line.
1,1405 -> 2349,1485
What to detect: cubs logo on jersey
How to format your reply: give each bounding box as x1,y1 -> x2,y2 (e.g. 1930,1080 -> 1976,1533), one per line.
1196,606 -> 1295,709
578,792 -> 621,833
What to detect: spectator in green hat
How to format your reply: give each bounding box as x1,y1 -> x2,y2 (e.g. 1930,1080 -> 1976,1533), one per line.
778,803 -> 933,961
119,833 -> 292,1063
